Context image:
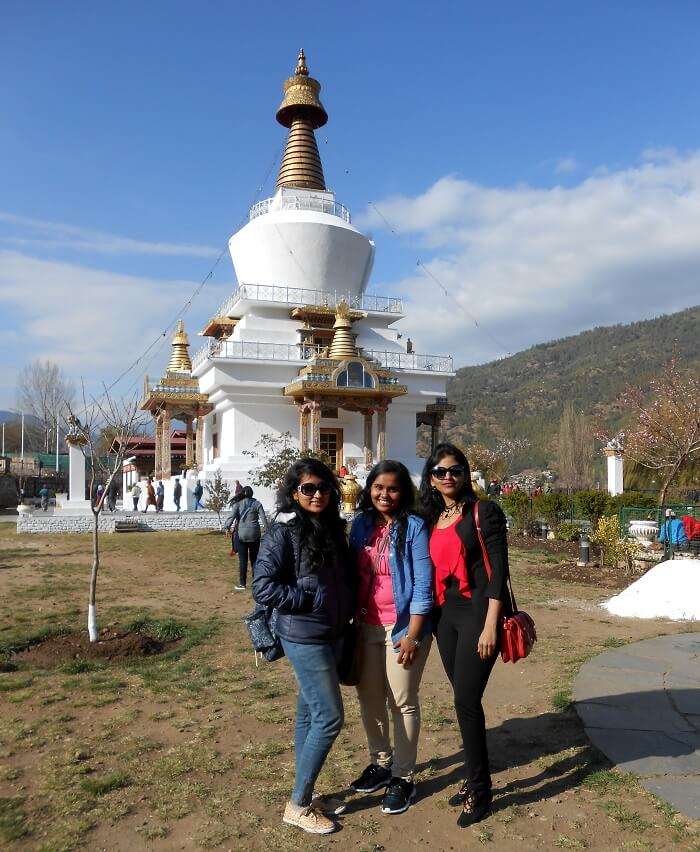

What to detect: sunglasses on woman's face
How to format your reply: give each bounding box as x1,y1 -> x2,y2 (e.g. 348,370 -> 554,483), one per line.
431,464 -> 466,480
297,482 -> 333,497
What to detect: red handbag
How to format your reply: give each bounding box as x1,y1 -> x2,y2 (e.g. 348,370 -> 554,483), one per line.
473,502 -> 537,663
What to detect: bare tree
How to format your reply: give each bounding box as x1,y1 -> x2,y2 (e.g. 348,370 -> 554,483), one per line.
607,358 -> 700,504
555,402 -> 594,491
204,470 -> 231,531
64,384 -> 147,642
17,360 -> 75,453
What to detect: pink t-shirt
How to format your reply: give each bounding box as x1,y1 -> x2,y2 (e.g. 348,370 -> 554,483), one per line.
357,522 -> 397,626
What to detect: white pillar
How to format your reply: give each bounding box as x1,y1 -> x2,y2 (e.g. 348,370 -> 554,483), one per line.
605,448 -> 624,496
69,442 -> 87,502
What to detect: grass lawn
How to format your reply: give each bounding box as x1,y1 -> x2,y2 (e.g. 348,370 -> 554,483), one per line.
0,526 -> 697,850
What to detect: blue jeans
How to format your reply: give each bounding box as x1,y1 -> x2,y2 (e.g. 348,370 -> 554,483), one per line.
280,637 -> 344,806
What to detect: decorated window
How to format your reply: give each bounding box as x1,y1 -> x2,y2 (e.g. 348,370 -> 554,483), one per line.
336,361 -> 374,389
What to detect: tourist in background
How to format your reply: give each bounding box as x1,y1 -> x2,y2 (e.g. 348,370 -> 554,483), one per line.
156,480 -> 165,512
224,486 -> 268,590
131,482 -> 141,511
39,485 -> 49,512
173,477 -> 182,512
193,480 -> 204,511
234,479 -> 243,497
107,478 -> 118,512
348,460 -> 433,815
143,478 -> 157,512
253,459 -> 354,836
420,443 -> 511,828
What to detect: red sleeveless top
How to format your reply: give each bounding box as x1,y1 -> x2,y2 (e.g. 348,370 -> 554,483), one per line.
430,518 -> 471,606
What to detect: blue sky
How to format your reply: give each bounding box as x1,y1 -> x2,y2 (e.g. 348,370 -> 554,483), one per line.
2,1 -> 700,408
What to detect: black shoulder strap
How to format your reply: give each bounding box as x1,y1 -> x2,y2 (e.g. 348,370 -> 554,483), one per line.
473,501 -> 518,613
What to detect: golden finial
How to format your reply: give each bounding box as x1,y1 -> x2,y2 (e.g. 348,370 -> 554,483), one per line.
295,48 -> 309,76
328,300 -> 358,360
276,48 -> 328,190
167,320 -> 193,373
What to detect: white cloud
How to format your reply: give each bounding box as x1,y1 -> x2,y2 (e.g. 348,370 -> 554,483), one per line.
363,151 -> 700,365
554,156 -> 579,175
0,251 -> 229,405
0,212 -> 220,258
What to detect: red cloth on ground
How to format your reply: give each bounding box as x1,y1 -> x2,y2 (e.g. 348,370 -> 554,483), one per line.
430,518 -> 471,606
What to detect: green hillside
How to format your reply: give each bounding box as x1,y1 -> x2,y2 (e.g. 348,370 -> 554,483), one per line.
444,305 -> 700,472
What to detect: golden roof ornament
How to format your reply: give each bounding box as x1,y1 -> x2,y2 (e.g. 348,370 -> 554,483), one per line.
276,49 -> 327,191
327,300 -> 358,360
167,320 -> 193,374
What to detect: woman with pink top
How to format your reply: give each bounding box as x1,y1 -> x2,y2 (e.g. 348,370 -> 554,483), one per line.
348,460 -> 433,815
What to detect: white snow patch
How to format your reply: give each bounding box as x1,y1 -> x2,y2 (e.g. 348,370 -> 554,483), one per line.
602,559 -> 700,621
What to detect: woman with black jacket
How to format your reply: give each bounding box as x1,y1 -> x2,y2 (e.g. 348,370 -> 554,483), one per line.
252,458 -> 354,836
420,443 -> 511,828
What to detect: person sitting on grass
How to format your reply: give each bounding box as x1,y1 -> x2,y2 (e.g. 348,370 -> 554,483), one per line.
252,458 -> 354,836
348,460 -> 433,815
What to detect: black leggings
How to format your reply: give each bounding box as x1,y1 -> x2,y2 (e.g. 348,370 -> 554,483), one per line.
237,539 -> 260,587
436,597 -> 498,794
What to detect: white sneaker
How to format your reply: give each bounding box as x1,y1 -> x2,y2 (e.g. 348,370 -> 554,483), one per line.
234,585 -> 246,591
283,801 -> 337,834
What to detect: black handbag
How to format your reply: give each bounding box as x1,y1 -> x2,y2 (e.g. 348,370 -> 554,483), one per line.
243,605 -> 284,663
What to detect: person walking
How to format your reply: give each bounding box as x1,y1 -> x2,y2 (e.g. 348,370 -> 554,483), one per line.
348,460 -> 433,815
107,478 -> 118,512
193,480 -> 204,511
253,459 -> 354,836
131,482 -> 141,511
234,479 -> 243,497
156,480 -> 165,512
39,485 -> 50,512
420,442 -> 511,828
173,477 -> 182,512
143,478 -> 157,512
224,486 -> 268,590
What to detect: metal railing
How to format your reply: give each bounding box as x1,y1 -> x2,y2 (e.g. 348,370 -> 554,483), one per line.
249,195 -> 351,223
192,339 -> 453,373
215,284 -> 403,318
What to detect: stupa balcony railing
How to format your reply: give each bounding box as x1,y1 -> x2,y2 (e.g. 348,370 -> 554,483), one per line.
192,339 -> 453,374
249,195 -> 351,223
216,285 -> 403,319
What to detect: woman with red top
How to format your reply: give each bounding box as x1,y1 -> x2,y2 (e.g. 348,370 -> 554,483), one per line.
348,461 -> 433,815
420,443 -> 512,828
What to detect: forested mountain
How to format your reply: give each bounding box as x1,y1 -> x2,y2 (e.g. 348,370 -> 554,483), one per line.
445,305 -> 700,472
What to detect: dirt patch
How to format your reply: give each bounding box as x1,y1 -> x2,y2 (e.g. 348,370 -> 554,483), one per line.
510,534 -> 580,557
13,629 -> 171,668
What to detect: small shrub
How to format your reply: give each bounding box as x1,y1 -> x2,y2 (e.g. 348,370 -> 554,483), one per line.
556,522 -> 580,542
534,492 -> 571,530
80,771 -> 131,796
501,491 -> 532,534
575,490 -> 612,524
590,516 -> 638,569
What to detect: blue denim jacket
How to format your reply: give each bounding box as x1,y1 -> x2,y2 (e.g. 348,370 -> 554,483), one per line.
349,511 -> 434,646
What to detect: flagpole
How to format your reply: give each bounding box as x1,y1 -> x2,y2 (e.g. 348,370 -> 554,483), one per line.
55,411 -> 59,471
21,412 -> 24,460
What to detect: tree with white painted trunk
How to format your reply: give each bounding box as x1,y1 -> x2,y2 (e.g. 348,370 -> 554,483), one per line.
64,384 -> 146,642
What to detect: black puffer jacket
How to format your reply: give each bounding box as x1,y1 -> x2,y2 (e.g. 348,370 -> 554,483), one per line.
252,518 -> 354,644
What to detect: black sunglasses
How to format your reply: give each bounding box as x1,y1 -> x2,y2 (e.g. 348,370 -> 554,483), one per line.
431,464 -> 466,480
297,482 -> 333,497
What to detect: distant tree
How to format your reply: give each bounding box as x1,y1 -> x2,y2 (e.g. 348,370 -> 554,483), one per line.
610,358 -> 700,504
242,432 -> 329,490
64,384 -> 147,642
555,402 -> 594,491
204,470 -> 231,530
17,360 -> 75,453
466,437 -> 529,482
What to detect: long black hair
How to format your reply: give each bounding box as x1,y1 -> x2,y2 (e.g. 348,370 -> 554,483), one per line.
358,459 -> 416,553
419,442 -> 477,527
276,458 -> 346,572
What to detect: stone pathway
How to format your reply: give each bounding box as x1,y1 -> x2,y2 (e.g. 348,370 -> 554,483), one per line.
573,632 -> 700,819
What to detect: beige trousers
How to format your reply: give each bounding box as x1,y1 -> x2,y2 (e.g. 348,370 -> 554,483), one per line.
355,623 -> 432,779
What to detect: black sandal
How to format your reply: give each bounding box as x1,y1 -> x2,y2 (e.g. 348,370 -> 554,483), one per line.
448,779 -> 470,807
456,787 -> 492,828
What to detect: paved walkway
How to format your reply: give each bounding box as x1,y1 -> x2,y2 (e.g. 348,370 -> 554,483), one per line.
573,632 -> 700,819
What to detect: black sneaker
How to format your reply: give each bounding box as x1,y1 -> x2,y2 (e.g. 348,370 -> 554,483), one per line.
350,763 -> 392,793
380,778 -> 416,815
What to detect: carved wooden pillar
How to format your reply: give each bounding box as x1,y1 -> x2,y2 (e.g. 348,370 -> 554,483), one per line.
195,416 -> 204,470
363,410 -> 374,467
185,417 -> 194,469
161,409 -> 171,479
299,405 -> 310,451
310,400 -> 321,453
154,412 -> 163,479
376,405 -> 387,461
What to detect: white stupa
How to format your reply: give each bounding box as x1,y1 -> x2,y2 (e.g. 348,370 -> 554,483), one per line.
191,50 -> 454,506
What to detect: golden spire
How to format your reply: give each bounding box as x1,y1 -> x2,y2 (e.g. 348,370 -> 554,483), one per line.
276,49 -> 327,191
327,300 -> 358,360
167,320 -> 193,373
